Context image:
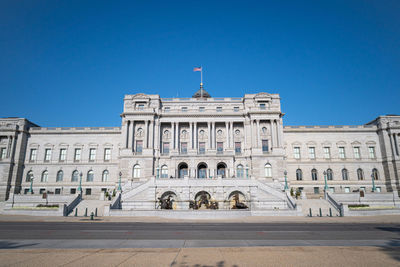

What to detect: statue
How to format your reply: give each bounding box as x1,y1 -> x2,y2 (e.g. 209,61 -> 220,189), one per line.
232,193 -> 248,209
158,195 -> 174,209
189,192 -> 219,210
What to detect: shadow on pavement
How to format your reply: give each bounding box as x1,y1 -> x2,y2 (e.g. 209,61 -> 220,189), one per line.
0,241 -> 39,249
376,226 -> 400,262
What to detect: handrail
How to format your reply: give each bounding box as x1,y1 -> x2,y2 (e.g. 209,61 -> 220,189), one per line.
325,191 -> 344,216
63,193 -> 82,216
286,191 -> 297,210
110,192 -> 122,209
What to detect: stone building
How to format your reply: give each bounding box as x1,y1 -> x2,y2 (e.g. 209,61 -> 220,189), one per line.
0,88 -> 399,210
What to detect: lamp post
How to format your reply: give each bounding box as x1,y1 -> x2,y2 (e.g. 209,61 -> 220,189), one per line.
371,172 -> 376,192
28,174 -> 34,194
245,165 -> 249,179
323,170 -> 328,191
118,171 -> 122,191
284,170 -> 289,190
78,172 -> 83,193
156,166 -> 160,179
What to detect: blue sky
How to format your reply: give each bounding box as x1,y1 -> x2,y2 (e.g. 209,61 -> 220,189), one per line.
1,0 -> 399,126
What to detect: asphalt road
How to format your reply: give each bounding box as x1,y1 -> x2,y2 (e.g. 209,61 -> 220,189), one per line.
0,222 -> 399,249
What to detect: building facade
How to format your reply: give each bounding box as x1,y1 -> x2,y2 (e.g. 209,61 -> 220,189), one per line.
0,89 -> 399,207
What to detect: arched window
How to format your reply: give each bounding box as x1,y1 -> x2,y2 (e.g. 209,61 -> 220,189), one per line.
237,164 -> 244,178
311,169 -> 318,181
133,164 -> 141,178
26,171 -> 33,182
265,163 -> 272,177
161,165 -> 168,178
327,169 -> 333,180
71,170 -> 79,182
357,168 -> 364,180
372,168 -> 379,180
102,170 -> 109,182
342,169 -> 348,180
56,170 -> 63,182
296,169 -> 303,181
41,170 -> 48,182
87,170 -> 94,182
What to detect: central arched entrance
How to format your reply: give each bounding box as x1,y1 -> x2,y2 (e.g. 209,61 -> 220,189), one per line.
178,162 -> 188,178
197,163 -> 207,178
217,162 -> 226,178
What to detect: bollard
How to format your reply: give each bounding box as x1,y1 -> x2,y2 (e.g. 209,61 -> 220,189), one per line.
309,208 -> 312,217
90,212 -> 94,220
319,208 -> 322,217
95,208 -> 98,217
329,208 -> 332,217
84,208 -> 88,217
74,208 -> 78,217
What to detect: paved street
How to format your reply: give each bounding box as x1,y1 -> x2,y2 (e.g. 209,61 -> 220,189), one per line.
0,221 -> 399,249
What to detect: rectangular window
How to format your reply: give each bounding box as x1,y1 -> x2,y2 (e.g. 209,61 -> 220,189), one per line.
369,147 -> 376,159
339,147 -> 346,159
70,188 -> 76,194
199,107 -> 205,112
181,142 -> 187,154
216,107 -> 222,112
375,187 -> 381,193
259,103 -> 266,110
137,104 -> 144,110
293,147 -> 300,159
24,188 -> 29,194
262,140 -> 269,153
181,107 -> 187,112
39,188 -> 46,194
233,107 -> 239,112
344,187 -> 350,193
353,147 -> 361,159
0,148 -> 6,159
59,149 -> 66,161
217,142 -> 223,154
199,142 -> 205,154
313,187 -> 320,194
74,148 -> 81,161
85,188 -> 91,195
324,147 -> 331,159
136,140 -> 143,154
89,148 -> 96,161
163,142 -> 169,154
309,147 -> 315,159
29,149 -> 37,161
235,142 -> 241,154
104,148 -> 111,161
164,107 -> 170,112
329,187 -> 335,193
55,188 -> 61,195
44,149 -> 52,161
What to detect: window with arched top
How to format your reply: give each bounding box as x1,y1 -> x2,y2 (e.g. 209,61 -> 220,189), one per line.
342,169 -> 348,180
327,169 -> 333,180
372,168 -> 379,180
357,168 -> 364,180
41,170 -> 48,182
133,164 -> 141,178
56,170 -> 63,182
265,163 -> 272,177
102,170 -> 109,182
161,165 -> 168,178
296,169 -> 302,181
237,164 -> 244,178
311,169 -> 318,181
87,170 -> 94,182
71,170 -> 79,182
26,171 -> 33,182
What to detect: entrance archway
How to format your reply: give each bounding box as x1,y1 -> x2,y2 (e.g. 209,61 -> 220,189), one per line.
197,162 -> 207,178
217,162 -> 227,178
178,162 -> 188,178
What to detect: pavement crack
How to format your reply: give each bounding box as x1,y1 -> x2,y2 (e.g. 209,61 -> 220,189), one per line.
115,252 -> 138,267
170,241 -> 184,267
58,248 -> 103,267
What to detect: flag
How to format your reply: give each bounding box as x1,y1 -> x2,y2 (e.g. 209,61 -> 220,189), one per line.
193,67 -> 202,72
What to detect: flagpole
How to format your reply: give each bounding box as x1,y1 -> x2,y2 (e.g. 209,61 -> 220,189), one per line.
200,66 -> 203,98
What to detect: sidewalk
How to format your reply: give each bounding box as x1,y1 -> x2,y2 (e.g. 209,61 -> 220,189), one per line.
0,214 -> 400,223
0,247 -> 399,267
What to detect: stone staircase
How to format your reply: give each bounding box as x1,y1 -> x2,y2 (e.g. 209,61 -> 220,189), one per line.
297,198 -> 340,217
72,199 -> 111,216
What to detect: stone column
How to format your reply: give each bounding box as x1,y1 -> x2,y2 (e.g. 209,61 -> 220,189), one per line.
207,122 -> 211,149
189,122 -> 193,149
212,122 -> 215,149
225,122 -> 229,149
256,119 -> 260,147
244,121 -> 248,150
6,136 -> 12,158
175,122 -> 179,151
149,120 -> 154,149
277,120 -> 283,147
270,120 -> 276,148
154,120 -> 160,150
230,121 -> 234,148
144,120 -> 149,148
128,120 -> 133,149
122,120 -> 128,148
194,122 -> 197,149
